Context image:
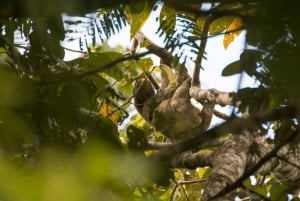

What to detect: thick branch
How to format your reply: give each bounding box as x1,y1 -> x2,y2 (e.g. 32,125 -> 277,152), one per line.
170,151 -> 213,169
212,129 -> 299,200
213,109 -> 230,120
148,137 -> 228,151
167,130 -> 300,200
190,86 -> 240,107
164,1 -> 257,20
192,14 -> 216,87
202,132 -> 253,201
134,31 -> 174,64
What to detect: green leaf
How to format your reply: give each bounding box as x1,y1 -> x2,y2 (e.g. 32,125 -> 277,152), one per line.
54,80 -> 90,130
242,178 -> 252,189
222,49 -> 262,77
221,60 -> 241,76
251,185 -> 269,198
85,116 -> 122,149
128,2 -> 146,13
240,49 -> 262,76
269,183 -> 287,201
159,5 -> 176,36
237,87 -> 271,113
71,52 -> 122,68
73,52 -> 124,81
128,2 -> 151,38
209,16 -> 234,35
150,162 -> 173,187
86,74 -> 110,95
264,43 -> 300,93
127,125 -> 148,151
197,167 -> 206,178
136,57 -> 153,72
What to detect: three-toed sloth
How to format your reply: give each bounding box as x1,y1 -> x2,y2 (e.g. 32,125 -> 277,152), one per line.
133,64 -> 215,142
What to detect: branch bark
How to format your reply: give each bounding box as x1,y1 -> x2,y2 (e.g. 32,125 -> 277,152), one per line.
202,132 -> 253,201
189,86 -> 240,107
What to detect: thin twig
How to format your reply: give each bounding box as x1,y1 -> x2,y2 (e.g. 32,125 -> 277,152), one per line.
213,109 -> 230,120
178,178 -> 206,185
240,184 -> 271,201
276,155 -> 300,170
62,45 -> 88,54
169,3 -> 257,20
170,178 -> 206,201
169,181 -> 179,201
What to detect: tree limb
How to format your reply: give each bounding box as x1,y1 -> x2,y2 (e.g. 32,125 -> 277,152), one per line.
166,128 -> 300,200
170,151 -> 213,169
189,87 -> 240,107
211,129 -> 299,200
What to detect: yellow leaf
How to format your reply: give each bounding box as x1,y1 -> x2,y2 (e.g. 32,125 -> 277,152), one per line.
209,16 -> 234,35
98,72 -> 107,77
118,80 -> 131,87
223,17 -> 243,49
99,103 -> 118,125
151,66 -> 161,73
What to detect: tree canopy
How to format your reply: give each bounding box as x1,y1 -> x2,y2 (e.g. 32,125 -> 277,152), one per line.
0,0 -> 300,201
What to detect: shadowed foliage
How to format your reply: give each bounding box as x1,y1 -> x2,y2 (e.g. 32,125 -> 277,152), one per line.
0,0 -> 300,201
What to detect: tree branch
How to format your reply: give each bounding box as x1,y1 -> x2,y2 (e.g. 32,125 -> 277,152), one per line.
212,129 -> 298,200
165,2 -> 257,21
192,14 -> 216,87
190,87 -> 240,107
170,151 -> 213,169
147,142 -> 174,150
134,31 -> 174,64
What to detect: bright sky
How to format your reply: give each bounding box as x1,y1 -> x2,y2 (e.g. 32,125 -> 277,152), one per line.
63,12 -> 256,91
110,9 -> 255,89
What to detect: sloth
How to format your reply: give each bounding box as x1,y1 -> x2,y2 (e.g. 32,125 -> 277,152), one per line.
133,64 -> 215,142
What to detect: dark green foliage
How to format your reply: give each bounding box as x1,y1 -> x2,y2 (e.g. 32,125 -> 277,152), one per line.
246,0 -> 300,95
127,125 -> 149,151
0,1 -> 300,200
222,50 -> 263,77
156,12 -> 201,64
159,5 -> 176,36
